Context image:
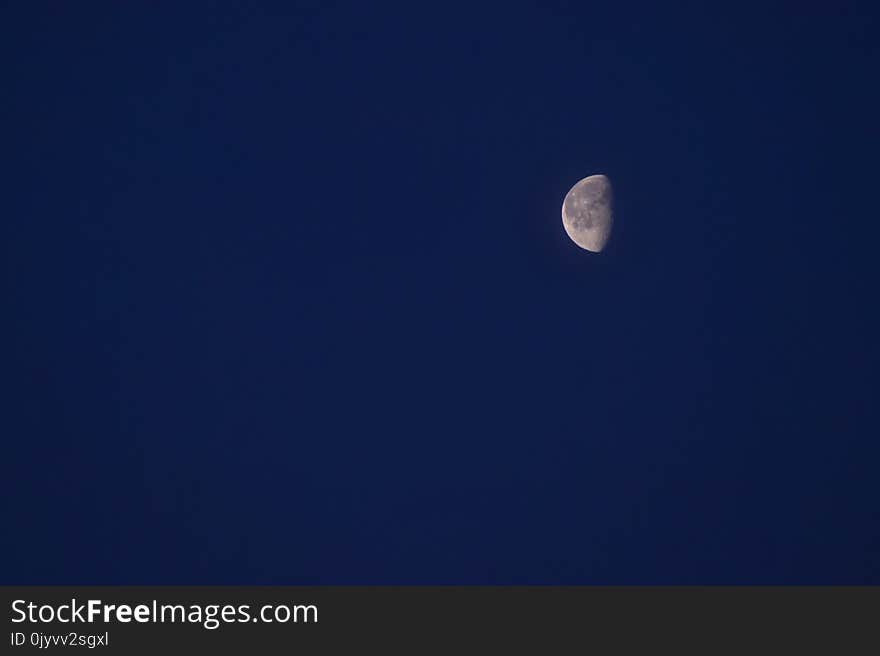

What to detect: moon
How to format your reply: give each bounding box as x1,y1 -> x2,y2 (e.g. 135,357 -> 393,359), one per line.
561,174 -> 613,252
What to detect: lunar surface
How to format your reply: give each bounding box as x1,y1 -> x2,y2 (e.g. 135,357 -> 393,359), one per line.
561,174 -> 613,252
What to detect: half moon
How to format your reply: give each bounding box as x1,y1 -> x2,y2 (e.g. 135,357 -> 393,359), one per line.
561,174 -> 613,252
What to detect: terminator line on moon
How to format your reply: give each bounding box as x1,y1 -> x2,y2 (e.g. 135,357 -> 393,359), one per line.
561,174 -> 613,252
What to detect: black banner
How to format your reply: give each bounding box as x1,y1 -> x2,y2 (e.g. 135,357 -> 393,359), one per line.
2,587 -> 877,653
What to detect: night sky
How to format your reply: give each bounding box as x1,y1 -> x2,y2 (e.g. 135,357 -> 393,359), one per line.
4,2 -> 879,583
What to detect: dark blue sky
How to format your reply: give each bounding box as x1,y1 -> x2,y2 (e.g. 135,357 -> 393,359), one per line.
4,2 -> 879,583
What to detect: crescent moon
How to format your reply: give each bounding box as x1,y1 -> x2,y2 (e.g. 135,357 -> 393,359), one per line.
561,174 -> 613,252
